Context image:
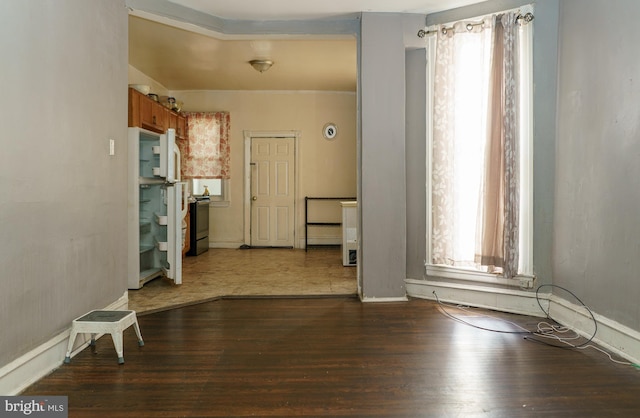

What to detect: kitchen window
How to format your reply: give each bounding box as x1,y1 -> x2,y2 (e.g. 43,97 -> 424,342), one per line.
178,111 -> 231,206
191,178 -> 230,206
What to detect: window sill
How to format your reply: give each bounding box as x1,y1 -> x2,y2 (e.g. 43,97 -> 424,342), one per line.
209,200 -> 230,208
425,264 -> 534,289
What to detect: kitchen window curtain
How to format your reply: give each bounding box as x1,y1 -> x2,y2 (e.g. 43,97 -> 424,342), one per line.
179,112 -> 230,180
431,11 -> 522,279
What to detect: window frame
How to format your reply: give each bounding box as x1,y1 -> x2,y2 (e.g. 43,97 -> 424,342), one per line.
191,178 -> 230,207
424,14 -> 534,289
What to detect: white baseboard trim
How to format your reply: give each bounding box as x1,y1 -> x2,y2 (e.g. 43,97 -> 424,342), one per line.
209,241 -> 245,249
361,296 -> 409,303
210,238 -> 341,250
405,278 -> 548,317
406,278 -> 640,365
548,295 -> 640,365
0,292 -> 129,395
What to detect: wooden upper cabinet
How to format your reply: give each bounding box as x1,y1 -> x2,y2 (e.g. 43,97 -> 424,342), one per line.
129,88 -> 188,139
168,109 -> 177,131
139,95 -> 166,132
176,114 -> 187,140
166,108 -> 187,140
128,88 -> 141,128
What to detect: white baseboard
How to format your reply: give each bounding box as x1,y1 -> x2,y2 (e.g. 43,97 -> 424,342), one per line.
210,238 -> 341,250
0,292 -> 129,396
209,241 -> 341,249
406,278 -> 640,365
405,278 -> 548,317
208,241 -> 245,249
548,295 -> 640,365
361,295 -> 409,303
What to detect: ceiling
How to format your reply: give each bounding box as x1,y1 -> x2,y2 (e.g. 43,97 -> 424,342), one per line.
128,0 -> 484,91
164,0 -> 484,21
129,16 -> 358,91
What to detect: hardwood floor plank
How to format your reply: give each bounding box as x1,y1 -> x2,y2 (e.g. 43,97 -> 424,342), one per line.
23,298 -> 640,417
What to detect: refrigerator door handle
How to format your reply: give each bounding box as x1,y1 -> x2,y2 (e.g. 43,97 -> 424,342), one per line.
162,129 -> 178,183
172,142 -> 181,184
159,132 -> 168,180
165,182 -> 182,285
181,182 -> 189,219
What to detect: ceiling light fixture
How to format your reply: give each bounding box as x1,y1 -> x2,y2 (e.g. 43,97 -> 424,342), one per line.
249,59 -> 274,73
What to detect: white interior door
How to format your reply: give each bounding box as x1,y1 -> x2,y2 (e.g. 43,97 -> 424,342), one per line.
251,137 -> 295,247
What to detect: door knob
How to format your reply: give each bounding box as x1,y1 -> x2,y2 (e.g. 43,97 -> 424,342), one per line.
252,196 -> 257,201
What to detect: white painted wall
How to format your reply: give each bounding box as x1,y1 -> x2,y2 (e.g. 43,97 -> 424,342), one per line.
0,0 -> 128,368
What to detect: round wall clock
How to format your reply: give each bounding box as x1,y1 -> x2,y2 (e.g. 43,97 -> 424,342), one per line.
323,123 -> 338,140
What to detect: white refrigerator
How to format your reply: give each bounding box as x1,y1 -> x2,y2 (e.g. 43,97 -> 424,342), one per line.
128,127 -> 187,289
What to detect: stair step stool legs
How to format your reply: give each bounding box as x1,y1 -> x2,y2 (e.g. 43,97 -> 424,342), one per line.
64,329 -> 79,364
111,331 -> 125,364
133,319 -> 145,347
64,310 -> 143,364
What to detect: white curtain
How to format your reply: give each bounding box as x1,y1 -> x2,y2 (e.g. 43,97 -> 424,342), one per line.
431,12 -> 524,279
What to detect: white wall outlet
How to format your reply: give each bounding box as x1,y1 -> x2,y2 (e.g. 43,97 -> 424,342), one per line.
109,139 -> 115,156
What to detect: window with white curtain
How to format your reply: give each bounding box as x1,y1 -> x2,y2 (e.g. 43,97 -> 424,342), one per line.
426,7 -> 534,288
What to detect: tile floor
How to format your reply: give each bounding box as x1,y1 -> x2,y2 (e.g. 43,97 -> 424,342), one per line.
128,247 -> 358,314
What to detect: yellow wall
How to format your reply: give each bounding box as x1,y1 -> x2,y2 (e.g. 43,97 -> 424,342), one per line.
172,90 -> 357,248
128,65 -> 169,97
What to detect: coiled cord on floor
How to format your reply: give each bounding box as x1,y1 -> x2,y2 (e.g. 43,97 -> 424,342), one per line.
525,284 -> 596,349
433,286 -> 637,367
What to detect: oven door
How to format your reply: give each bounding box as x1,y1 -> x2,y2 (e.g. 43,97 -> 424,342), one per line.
195,200 -> 209,240
188,200 -> 209,256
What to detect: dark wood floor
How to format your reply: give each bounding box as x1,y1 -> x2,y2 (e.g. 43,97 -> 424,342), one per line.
23,297 -> 640,417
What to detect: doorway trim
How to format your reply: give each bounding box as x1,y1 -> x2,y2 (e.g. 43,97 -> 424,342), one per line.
243,130 -> 301,248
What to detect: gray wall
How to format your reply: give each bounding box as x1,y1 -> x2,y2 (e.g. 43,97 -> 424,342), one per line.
358,3 -> 560,297
357,13 -> 426,299
405,49 -> 427,280
0,0 -> 128,367
359,13 -> 408,299
554,0 -> 640,328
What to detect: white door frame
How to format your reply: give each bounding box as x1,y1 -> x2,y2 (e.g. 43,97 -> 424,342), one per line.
243,130 -> 301,247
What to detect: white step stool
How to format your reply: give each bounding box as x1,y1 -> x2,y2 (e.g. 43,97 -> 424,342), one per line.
64,310 -> 144,365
